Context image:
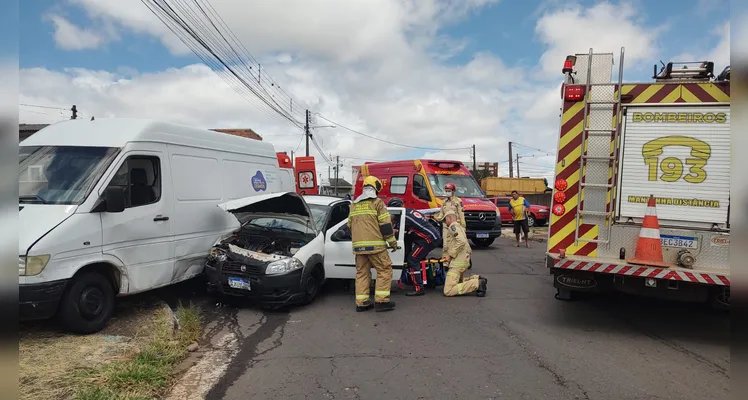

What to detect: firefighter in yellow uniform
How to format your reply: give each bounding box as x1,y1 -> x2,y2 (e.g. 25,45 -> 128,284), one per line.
442,211 -> 487,297
434,182 -> 465,259
348,176 -> 400,312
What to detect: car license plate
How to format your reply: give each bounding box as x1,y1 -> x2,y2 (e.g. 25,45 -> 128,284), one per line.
228,277 -> 251,291
476,232 -> 489,239
660,234 -> 697,249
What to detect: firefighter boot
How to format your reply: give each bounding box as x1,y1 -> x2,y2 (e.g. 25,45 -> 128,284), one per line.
375,301 -> 396,312
356,300 -> 374,312
476,278 -> 488,297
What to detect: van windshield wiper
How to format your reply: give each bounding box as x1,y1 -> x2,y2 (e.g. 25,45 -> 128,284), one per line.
19,195 -> 48,204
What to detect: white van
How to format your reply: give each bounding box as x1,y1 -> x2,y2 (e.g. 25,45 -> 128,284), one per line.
19,118 -> 288,333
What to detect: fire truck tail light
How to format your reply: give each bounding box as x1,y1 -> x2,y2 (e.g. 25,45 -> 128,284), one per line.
554,191 -> 566,203
554,179 -> 568,191
564,86 -> 585,101
552,204 -> 566,216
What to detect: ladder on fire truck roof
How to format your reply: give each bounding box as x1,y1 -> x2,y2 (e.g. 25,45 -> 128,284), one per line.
565,47 -> 626,248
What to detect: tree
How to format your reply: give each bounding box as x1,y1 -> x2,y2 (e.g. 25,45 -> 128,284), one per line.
471,168 -> 492,182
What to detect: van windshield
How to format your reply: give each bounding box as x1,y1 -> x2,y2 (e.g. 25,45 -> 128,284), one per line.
19,146 -> 119,205
428,174 -> 485,198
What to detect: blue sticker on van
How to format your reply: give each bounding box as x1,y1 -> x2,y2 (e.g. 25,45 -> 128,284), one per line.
252,171 -> 267,192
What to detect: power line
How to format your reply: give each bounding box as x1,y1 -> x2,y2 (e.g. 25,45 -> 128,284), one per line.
511,142 -> 555,156
314,113 -> 471,151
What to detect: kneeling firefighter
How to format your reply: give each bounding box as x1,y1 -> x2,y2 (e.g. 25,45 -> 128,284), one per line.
348,176 -> 400,312
443,211 -> 486,297
387,198 -> 441,296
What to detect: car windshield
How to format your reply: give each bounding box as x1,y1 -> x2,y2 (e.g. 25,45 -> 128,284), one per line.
308,204 -> 332,232
19,146 -> 119,205
428,174 -> 485,198
245,216 -> 313,234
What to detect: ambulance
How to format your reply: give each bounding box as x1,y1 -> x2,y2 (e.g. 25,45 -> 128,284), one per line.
352,160 -> 502,247
547,48 -> 730,308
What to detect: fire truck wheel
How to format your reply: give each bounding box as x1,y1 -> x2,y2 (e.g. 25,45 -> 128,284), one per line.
710,287 -> 729,310
471,238 -> 494,248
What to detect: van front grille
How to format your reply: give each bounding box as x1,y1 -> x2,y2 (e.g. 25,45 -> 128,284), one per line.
464,211 -> 497,230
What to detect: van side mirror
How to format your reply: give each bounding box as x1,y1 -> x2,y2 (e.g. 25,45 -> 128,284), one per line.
417,187 -> 430,201
103,187 -> 126,213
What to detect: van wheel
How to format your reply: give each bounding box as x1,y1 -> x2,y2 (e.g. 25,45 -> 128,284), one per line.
472,238 -> 494,248
58,272 -> 114,334
302,267 -> 322,305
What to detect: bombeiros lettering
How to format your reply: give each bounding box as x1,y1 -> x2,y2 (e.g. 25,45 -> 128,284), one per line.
632,112 -> 727,123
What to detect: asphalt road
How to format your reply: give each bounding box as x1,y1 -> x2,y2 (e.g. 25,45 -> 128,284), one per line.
171,238 -> 729,400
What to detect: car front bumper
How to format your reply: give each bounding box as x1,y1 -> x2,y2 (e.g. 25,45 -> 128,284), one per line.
19,279 -> 69,321
205,264 -> 305,308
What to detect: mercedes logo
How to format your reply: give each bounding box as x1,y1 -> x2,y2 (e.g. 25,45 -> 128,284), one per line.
240,265 -> 247,272
478,213 -> 486,221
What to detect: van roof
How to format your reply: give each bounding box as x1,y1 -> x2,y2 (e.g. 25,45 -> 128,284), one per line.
20,118 -> 277,157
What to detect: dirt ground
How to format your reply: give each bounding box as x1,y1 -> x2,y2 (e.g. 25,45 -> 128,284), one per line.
19,302 -> 170,400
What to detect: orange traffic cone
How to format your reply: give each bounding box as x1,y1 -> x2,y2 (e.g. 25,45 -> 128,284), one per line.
628,194 -> 669,268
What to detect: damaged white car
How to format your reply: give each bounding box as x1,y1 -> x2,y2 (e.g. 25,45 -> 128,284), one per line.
205,192 -> 408,308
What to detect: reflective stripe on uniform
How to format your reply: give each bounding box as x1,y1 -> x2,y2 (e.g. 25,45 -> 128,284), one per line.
350,210 -> 377,217
447,271 -> 461,277
356,294 -> 369,300
352,240 -> 386,247
375,290 -> 390,297
378,213 -> 389,222
457,283 -> 464,295
451,260 -> 469,267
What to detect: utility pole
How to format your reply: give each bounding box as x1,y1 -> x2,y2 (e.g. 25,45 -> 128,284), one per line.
508,141 -> 514,178
472,144 -> 477,173
516,154 -> 521,178
334,155 -> 340,197
290,150 -> 294,165
71,105 -> 77,120
305,109 -> 311,157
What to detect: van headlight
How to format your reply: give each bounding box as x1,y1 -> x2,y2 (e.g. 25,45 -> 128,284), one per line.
19,255 -> 50,276
265,258 -> 304,275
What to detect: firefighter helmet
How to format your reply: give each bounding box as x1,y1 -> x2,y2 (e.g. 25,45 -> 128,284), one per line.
363,175 -> 383,192
387,198 -> 404,207
444,182 -> 456,191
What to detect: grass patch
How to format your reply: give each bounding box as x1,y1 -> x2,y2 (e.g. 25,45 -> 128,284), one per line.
72,303 -> 202,400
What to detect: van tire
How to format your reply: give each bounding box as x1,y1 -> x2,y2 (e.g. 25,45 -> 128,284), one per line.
471,238 -> 494,248
58,272 -> 115,334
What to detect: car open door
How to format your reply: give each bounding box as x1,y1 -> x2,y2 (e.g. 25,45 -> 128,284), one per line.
324,207 -> 406,280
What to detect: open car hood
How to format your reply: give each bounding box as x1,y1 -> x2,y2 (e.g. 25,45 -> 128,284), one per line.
218,192 -> 315,230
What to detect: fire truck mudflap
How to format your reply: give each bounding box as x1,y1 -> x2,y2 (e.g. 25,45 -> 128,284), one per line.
547,48 -> 730,308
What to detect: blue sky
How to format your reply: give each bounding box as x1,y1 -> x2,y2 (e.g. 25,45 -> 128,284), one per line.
16,0 -> 732,180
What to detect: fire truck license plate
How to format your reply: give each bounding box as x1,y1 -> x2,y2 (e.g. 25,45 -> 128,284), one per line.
660,234 -> 697,249
476,232 -> 489,239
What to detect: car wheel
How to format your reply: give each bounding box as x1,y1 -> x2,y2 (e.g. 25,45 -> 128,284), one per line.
302,267 -> 322,305
471,238 -> 494,248
527,214 -> 536,227
57,272 -> 115,334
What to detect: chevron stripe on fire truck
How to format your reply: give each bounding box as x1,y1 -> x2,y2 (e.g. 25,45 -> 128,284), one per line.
553,258 -> 730,286
548,82 -> 730,258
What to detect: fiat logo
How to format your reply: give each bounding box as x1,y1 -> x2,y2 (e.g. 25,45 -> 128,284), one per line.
240,265 -> 247,272
478,213 -> 486,221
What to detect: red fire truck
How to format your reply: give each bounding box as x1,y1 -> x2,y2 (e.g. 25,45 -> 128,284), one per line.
546,48 -> 730,308
353,159 -> 502,247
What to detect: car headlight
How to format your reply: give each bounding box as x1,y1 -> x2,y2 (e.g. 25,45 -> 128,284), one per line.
209,247 -> 227,263
19,255 -> 50,276
265,258 -> 304,275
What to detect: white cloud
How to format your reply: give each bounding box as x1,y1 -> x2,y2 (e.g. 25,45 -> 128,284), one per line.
23,1 -> 691,183
47,14 -> 108,51
534,2 -> 666,78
